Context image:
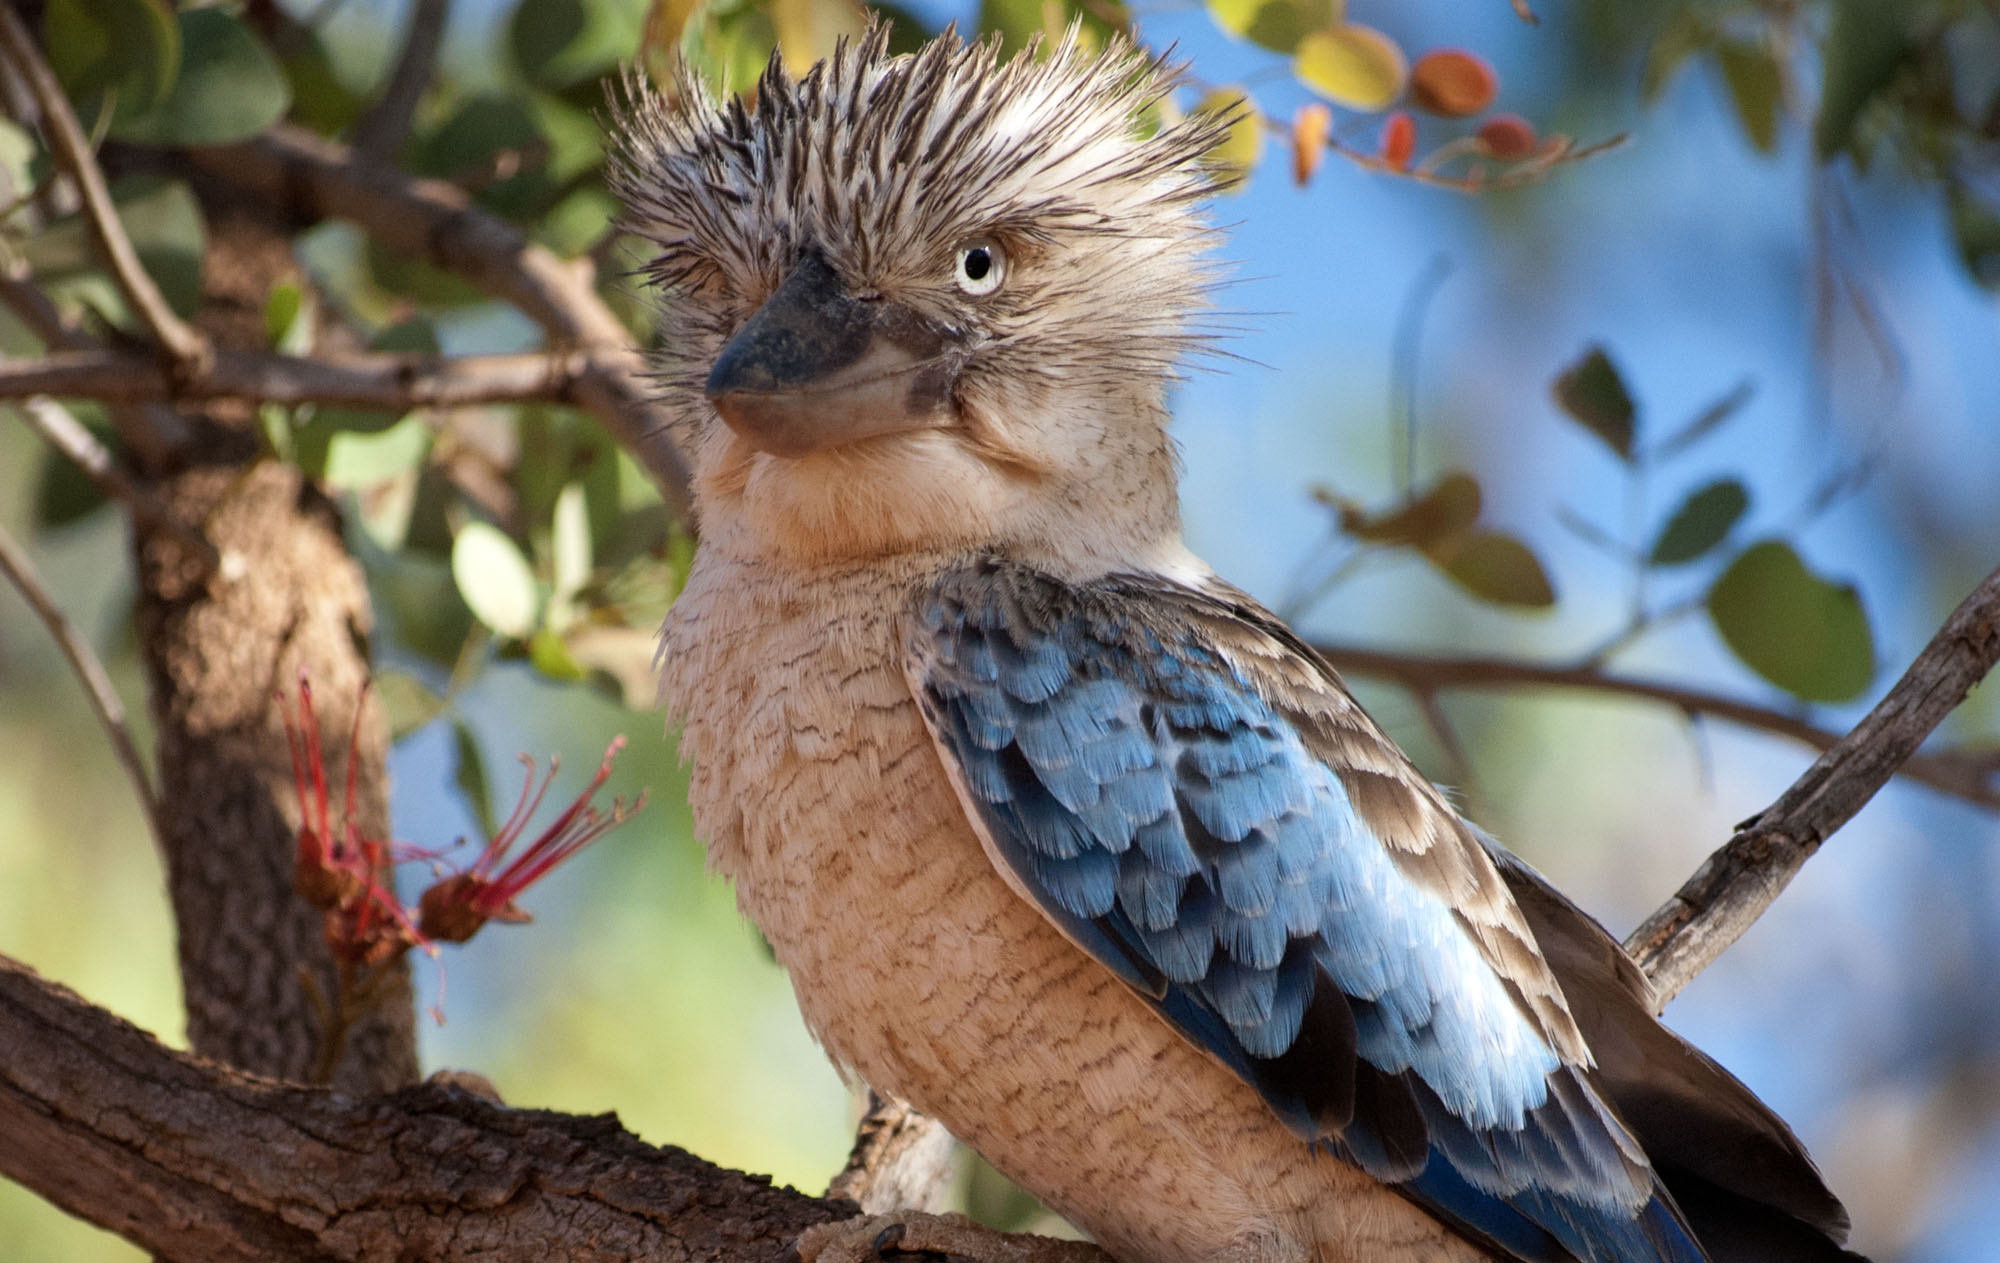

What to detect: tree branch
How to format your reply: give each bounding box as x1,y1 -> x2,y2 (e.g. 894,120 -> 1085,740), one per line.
182,126 -> 695,519
0,951 -> 850,1262
0,4 -> 211,380
1626,563 -> 2000,1004
0,520 -> 162,849
0,346 -> 597,411
1311,641 -> 2000,810
350,0 -> 450,165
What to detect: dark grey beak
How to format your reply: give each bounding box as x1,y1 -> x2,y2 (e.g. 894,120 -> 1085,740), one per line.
705,251 -> 966,457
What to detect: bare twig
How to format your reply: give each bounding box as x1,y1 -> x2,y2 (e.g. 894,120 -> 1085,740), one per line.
183,126 -> 695,519
351,0 -> 451,164
0,262 -> 192,463
828,1091 -> 958,1216
1312,641 -> 2000,810
0,346 -> 596,411
1626,563 -> 2000,1004
0,521 -> 161,850
0,4 -> 211,379
16,397 -> 221,574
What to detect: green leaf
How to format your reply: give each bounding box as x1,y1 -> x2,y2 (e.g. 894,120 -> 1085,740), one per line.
1718,39 -> 1781,154
1707,540 -> 1873,702
1640,8 -> 1712,104
1434,531 -> 1556,608
1552,345 -> 1636,461
1649,478 -> 1749,566
1949,181 -> 2000,289
551,481 -> 593,610
43,0 -> 180,124
1193,88 -> 1261,191
114,8 -> 290,146
20,175 -> 205,319
31,408 -> 115,529
280,29 -> 366,137
452,719 -> 499,841
529,625 -> 589,681
264,281 -> 313,353
1815,0 -> 1912,162
374,669 -> 445,740
324,414 -> 432,491
1295,24 -> 1407,112
452,521 -> 542,639
1208,0 -> 1339,55
510,0 -> 641,93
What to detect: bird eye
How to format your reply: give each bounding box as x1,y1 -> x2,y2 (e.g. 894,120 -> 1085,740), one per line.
954,241 -> 1006,297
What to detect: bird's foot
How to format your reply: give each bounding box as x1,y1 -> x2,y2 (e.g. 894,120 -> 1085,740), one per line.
788,1212 -> 1106,1263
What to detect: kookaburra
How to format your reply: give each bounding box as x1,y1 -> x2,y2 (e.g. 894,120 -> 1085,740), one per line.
617,28 -> 1866,1263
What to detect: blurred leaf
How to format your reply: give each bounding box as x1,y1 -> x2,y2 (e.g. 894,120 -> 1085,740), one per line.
32,408 -> 115,529
21,175 -> 205,319
1337,471 -> 1481,551
1291,101 -> 1331,184
1707,540 -> 1873,702
453,521 -> 542,639
529,625 -> 589,681
867,4 -> 935,55
115,8 -> 289,145
1641,8 -> 1711,103
770,0 -> 867,71
1378,110 -> 1416,170
1717,39 -> 1781,154
1653,379 -> 1754,460
551,480 -> 593,614
324,414 -> 431,491
1296,24 -> 1407,112
1194,88 -> 1260,190
371,550 -> 475,664
1648,478 -> 1749,566
1410,48 -> 1496,118
452,719 -> 499,841
312,318 -> 444,436
1815,0 -> 1912,162
1434,531 -> 1555,607
1948,181 -> 2000,288
978,0 -> 1056,58
510,0 -> 642,92
1474,113 -> 1537,159
1552,345 -> 1636,461
43,0 -> 180,123
413,94 -> 556,221
1208,0 -> 1338,55
264,281 -> 312,354
375,669 -> 445,740
281,29 -> 366,136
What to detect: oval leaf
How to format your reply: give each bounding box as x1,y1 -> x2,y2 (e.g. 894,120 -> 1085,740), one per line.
1718,39 -> 1781,154
1345,471 -> 1481,550
1208,0 -> 1339,55
44,0 -> 181,121
1649,478 -> 1749,566
1296,24 -> 1407,112
1552,345 -> 1636,461
1410,48 -> 1497,118
115,8 -> 289,145
452,521 -> 542,639
1436,531 -> 1555,607
1707,540 -> 1874,702
1194,87 -> 1261,190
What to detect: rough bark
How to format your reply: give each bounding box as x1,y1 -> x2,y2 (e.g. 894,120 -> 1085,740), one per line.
131,195 -> 418,1093
0,954 -> 848,1262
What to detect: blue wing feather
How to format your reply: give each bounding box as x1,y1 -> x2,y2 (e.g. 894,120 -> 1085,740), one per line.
909,559 -> 1709,1263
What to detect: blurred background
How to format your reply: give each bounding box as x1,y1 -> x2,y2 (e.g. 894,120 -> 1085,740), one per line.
2,0 -> 1998,1258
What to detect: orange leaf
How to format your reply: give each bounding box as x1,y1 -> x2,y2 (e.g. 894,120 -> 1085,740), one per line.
1476,113 -> 1537,160
1380,110 -> 1415,170
1410,48 -> 1498,117
1292,102 -> 1332,184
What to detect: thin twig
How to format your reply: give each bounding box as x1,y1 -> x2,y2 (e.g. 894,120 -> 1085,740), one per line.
1312,641 -> 2000,810
0,346 -> 596,410
0,4 -> 211,379
351,0 -> 451,164
15,397 -> 221,574
1625,563 -> 2000,1005
0,520 -> 162,851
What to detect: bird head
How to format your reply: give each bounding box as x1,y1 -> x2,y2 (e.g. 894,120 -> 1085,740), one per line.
614,28 -> 1233,572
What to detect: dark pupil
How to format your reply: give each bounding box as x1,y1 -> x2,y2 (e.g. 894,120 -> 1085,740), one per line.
962,248 -> 992,281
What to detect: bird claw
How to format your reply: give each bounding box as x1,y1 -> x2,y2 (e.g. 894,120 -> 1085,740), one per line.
787,1212 -> 1103,1263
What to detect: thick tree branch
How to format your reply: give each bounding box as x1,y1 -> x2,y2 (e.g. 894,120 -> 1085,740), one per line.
1,346 -> 597,410
182,126 -> 695,519
1626,563 -> 2000,1004
1311,641 -> 2000,810
0,952 -> 849,1262
0,4 -> 210,381
350,0 -> 451,164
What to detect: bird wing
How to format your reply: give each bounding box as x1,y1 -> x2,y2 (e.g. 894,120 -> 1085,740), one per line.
902,557 -> 1707,1263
